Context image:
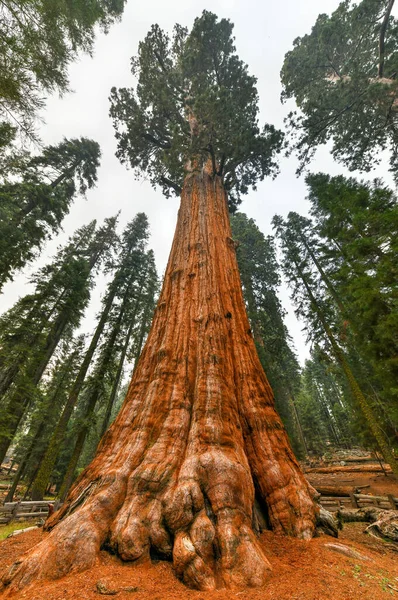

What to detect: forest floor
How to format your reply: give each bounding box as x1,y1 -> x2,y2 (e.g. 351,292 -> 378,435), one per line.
0,468 -> 397,600
0,521 -> 397,600
306,467 -> 398,497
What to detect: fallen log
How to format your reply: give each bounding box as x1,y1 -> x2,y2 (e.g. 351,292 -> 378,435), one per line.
336,506 -> 398,545
336,507 -> 381,523
314,486 -> 354,497
305,464 -> 392,474
7,526 -> 39,538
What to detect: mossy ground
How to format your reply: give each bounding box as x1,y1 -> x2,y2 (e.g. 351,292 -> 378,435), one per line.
0,521 -> 37,541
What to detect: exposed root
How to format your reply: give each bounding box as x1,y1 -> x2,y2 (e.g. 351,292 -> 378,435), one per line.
2,513 -> 101,592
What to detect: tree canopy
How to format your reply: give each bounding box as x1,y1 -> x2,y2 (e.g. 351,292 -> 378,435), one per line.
0,0 -> 126,138
281,0 -> 398,178
110,10 -> 283,210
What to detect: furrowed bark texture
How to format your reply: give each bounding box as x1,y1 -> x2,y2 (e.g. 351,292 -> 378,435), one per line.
1,170 -> 319,593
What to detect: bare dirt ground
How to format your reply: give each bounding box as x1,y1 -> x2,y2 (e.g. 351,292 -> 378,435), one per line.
1,465 -> 397,599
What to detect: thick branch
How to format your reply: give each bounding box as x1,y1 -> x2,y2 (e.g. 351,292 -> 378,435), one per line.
208,144 -> 217,175
379,0 -> 395,78
142,132 -> 171,149
217,153 -> 226,176
159,175 -> 182,194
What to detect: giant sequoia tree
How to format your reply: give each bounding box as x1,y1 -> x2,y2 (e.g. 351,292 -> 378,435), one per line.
1,12 -> 332,593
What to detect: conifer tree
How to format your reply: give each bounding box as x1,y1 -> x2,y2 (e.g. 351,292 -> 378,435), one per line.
99,249 -> 159,440
0,137 -> 101,288
58,249 -> 158,500
30,213 -> 152,500
273,214 -> 398,473
5,335 -> 86,502
281,0 -> 398,178
230,212 -> 304,455
0,217 -> 118,464
306,173 -> 398,425
0,0 -> 126,138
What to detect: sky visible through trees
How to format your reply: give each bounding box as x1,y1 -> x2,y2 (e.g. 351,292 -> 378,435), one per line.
2,0 -> 396,365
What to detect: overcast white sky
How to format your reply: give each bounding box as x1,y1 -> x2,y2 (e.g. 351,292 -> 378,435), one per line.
0,0 -> 394,364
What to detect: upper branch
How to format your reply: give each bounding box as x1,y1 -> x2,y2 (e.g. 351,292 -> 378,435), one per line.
159,175 -> 182,194
142,133 -> 171,149
379,0 -> 395,78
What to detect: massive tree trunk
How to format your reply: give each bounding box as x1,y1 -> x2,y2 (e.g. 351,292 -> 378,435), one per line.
1,168 -> 321,593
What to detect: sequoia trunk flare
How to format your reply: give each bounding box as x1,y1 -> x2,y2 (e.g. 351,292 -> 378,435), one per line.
1,169 -> 320,593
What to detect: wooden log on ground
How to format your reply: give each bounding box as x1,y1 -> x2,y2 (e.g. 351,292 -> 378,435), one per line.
315,486 -> 353,497
320,492 -> 398,512
355,493 -> 398,503
337,506 -> 398,545
15,512 -> 49,519
336,506 -> 385,523
305,464 -> 392,474
343,457 -> 378,463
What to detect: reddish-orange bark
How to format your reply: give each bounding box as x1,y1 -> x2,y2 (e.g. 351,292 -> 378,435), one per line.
1,167 -> 321,593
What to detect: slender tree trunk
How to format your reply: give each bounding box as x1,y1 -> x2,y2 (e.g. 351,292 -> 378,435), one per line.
131,292 -> 154,363
2,169 -> 322,593
5,360 -> 73,502
0,313 -> 71,465
0,288 -> 69,399
313,381 -> 341,446
301,236 -> 346,314
0,240 -> 111,465
288,390 -> 309,457
58,289 -> 134,501
99,311 -> 137,438
29,287 -> 118,501
295,261 -> 398,474
5,453 -> 28,502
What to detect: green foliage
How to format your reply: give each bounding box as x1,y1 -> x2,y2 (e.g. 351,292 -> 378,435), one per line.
0,136 -> 101,289
297,351 -> 358,455
0,217 -> 118,464
281,0 -> 398,178
29,213 -> 158,499
55,247 -> 158,494
273,193 -> 398,461
306,172 -> 398,425
110,11 -> 283,210
0,0 -> 126,138
9,335 -> 86,490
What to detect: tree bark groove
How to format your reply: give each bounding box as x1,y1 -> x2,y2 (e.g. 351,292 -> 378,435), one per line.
1,169 -> 320,593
